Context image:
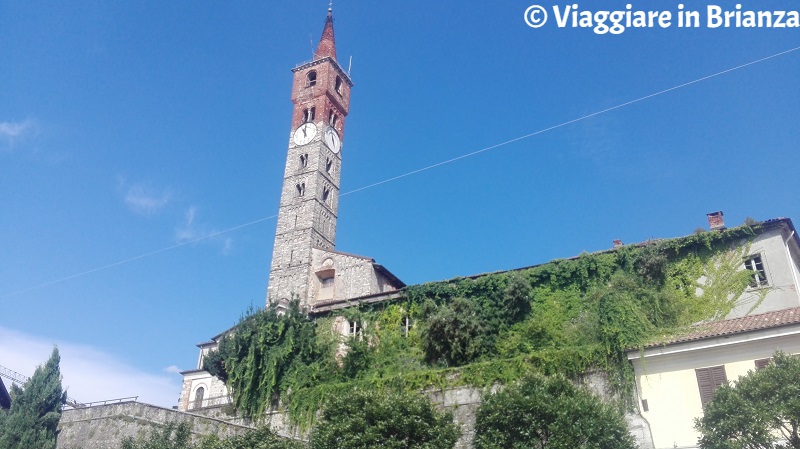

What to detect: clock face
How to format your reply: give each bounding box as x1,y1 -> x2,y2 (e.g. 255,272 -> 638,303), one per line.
293,122 -> 317,146
324,126 -> 341,154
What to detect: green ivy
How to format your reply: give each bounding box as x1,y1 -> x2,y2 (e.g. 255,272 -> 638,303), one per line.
206,223 -> 766,427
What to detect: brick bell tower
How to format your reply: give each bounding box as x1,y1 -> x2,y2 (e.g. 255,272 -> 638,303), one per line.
267,7 -> 353,306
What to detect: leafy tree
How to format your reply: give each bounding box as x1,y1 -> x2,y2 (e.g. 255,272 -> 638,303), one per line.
0,347 -> 67,449
420,297 -> 485,367
474,373 -> 636,449
309,388 -> 459,449
629,244 -> 669,287
340,335 -> 372,380
695,352 -> 800,449
502,272 -> 532,325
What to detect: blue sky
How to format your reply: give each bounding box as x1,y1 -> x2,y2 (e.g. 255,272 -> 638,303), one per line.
1,1 -> 798,407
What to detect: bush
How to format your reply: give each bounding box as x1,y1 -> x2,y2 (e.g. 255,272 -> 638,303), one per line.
121,422 -> 193,449
309,388 -> 459,449
474,373 -> 636,449
200,426 -> 304,449
420,298 -> 485,367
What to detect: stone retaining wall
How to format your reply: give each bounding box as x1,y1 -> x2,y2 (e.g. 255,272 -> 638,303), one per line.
57,401 -> 253,449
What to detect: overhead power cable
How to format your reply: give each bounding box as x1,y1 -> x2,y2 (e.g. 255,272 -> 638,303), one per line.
2,45 -> 798,299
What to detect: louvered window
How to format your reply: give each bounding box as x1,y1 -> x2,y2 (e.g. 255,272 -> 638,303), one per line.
696,365 -> 727,407
755,358 -> 771,370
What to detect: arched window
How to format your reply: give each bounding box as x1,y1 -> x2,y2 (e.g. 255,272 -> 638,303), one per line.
307,71 -> 317,87
194,387 -> 205,409
335,76 -> 343,94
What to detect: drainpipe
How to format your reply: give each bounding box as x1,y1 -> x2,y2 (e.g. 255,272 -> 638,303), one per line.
784,231 -> 800,304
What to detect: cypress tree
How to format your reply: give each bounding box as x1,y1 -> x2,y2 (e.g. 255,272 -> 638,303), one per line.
0,347 -> 67,449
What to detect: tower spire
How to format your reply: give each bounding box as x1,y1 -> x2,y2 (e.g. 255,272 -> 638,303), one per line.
314,7 -> 336,60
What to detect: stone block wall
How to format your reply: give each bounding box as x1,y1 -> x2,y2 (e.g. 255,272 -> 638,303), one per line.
57,401 -> 252,449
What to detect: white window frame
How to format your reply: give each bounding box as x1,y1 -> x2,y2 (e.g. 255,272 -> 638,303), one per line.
744,254 -> 769,288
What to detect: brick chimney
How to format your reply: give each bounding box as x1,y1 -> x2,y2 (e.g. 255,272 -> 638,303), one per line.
707,211 -> 725,230
613,239 -> 624,248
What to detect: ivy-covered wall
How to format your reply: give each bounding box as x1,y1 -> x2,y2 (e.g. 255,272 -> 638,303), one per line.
203,223 -> 765,427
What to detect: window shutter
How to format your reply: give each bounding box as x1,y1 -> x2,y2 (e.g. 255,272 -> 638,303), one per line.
755,358 -> 771,370
696,365 -> 727,407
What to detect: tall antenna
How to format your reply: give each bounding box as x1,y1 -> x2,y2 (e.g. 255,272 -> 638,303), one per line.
310,32 -> 314,59
348,56 -> 353,75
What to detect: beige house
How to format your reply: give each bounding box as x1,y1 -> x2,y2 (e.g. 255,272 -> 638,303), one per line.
627,216 -> 800,449
628,310 -> 800,449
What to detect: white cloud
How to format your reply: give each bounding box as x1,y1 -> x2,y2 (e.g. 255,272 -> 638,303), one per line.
175,206 -> 200,242
0,120 -> 33,138
124,184 -> 172,216
0,327 -> 181,408
222,238 -> 233,256
174,208 -> 234,255
0,119 -> 36,152
164,365 -> 182,375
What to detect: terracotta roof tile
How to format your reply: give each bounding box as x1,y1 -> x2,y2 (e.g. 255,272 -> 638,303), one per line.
644,307 -> 800,348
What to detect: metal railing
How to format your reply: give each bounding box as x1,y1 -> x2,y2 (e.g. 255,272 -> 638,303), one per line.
66,396 -> 138,409
0,365 -> 30,386
0,363 -> 85,408
189,394 -> 232,410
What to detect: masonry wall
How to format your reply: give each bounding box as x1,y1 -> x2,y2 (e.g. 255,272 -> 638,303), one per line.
57,401 -> 253,449
309,249 -> 401,304
180,374 -> 654,449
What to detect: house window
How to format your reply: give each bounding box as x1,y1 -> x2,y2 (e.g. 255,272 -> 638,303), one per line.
401,316 -> 413,337
300,154 -> 308,168
325,157 -> 333,174
296,183 -> 305,197
322,186 -> 330,202
321,276 -> 334,288
744,255 -> 768,288
307,71 -> 317,87
696,365 -> 727,407
193,387 -> 205,410
335,76 -> 343,94
328,110 -> 338,127
755,358 -> 771,370
348,320 -> 361,337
